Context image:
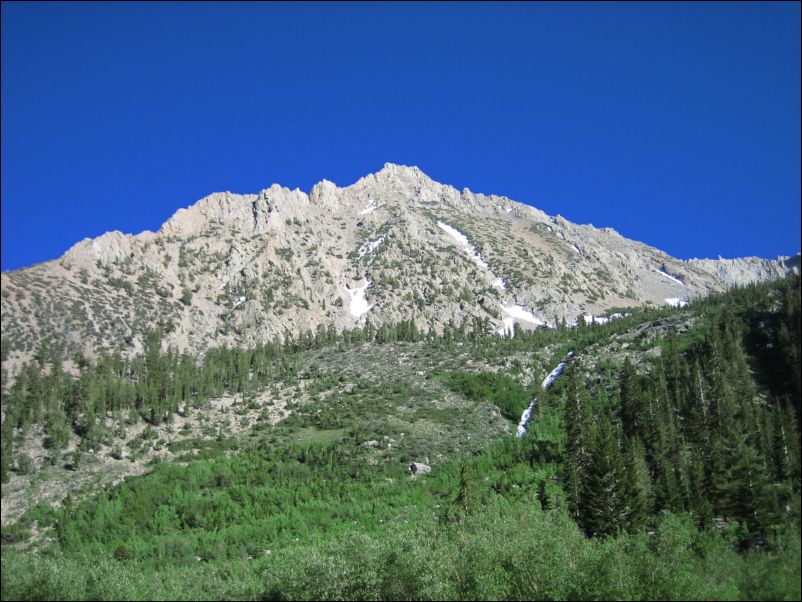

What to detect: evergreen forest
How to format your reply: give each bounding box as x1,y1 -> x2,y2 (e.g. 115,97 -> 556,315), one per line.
1,275 -> 800,600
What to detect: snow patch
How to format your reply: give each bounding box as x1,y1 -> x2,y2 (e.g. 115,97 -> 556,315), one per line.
571,244 -> 581,254
232,296 -> 246,309
345,279 -> 373,319
665,297 -> 689,308
357,237 -> 384,262
503,305 -> 545,325
438,220 -> 512,287
583,314 -> 610,325
497,305 -> 545,336
497,317 -> 516,337
504,206 -> 512,214
582,312 -> 629,326
568,311 -> 632,328
437,221 -> 490,270
655,267 -> 685,286
359,199 -> 378,215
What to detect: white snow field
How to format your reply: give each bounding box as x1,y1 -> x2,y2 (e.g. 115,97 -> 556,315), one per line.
497,305 -> 546,336
345,278 -> 373,318
359,198 -> 378,215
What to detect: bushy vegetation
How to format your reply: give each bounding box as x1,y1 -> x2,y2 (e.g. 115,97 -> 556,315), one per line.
2,500 -> 799,600
1,274 -> 800,600
441,370 -> 531,420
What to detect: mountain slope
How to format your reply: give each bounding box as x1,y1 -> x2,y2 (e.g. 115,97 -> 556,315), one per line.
1,274 -> 799,601
1,163 -> 797,371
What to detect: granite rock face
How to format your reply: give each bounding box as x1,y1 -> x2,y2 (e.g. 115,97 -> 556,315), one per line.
687,254 -> 800,286
2,163 -> 798,371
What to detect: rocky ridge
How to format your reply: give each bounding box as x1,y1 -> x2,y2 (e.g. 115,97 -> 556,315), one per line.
1,163 -> 798,372
688,254 -> 800,286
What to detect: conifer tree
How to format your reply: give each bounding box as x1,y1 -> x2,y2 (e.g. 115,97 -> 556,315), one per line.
625,437 -> 653,526
772,400 -> 801,484
580,417 -> 632,537
444,460 -> 477,522
618,358 -> 643,439
537,479 -> 550,511
563,367 -> 592,520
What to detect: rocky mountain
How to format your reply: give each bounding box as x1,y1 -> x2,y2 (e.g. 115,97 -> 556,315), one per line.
1,163 -> 798,372
688,254 -> 800,285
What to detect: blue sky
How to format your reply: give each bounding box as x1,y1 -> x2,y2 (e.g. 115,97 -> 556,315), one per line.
2,2 -> 799,271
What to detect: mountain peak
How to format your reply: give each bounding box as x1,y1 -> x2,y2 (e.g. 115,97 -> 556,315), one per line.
309,178 -> 340,204
374,162 -> 431,182
380,161 -> 422,173
3,165 -> 797,374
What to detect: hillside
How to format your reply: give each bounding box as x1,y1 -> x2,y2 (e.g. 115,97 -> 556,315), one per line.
1,274 -> 799,600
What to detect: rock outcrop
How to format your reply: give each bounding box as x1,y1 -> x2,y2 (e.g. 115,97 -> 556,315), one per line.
2,163 -> 797,373
687,254 -> 800,286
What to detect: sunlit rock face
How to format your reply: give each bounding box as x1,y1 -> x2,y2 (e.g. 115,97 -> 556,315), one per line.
2,163 -> 797,370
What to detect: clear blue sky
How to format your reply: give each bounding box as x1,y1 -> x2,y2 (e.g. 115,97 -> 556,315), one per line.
2,2 -> 800,271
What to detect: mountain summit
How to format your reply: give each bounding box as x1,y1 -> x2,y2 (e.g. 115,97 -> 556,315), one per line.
1,165 -> 798,370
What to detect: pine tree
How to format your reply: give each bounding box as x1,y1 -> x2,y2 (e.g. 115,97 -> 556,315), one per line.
0,429 -> 11,483
618,358 -> 643,440
443,460 -> 477,522
733,442 -> 772,534
772,400 -> 801,484
685,359 -> 710,451
579,417 -> 632,537
537,479 -> 550,511
625,437 -> 653,527
563,367 -> 592,520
